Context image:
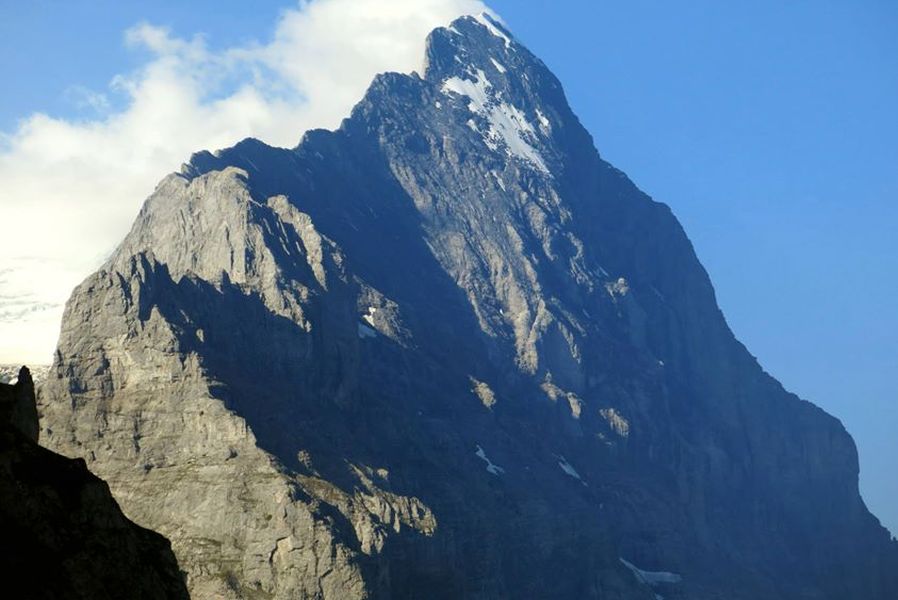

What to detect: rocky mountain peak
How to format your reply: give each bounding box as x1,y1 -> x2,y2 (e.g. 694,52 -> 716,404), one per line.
425,14 -> 534,90
37,13 -> 898,600
424,13 -> 575,177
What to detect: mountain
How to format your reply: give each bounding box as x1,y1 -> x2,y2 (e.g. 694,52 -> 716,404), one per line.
38,13 -> 898,599
1,366 -> 188,599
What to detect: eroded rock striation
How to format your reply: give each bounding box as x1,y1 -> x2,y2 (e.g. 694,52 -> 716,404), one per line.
0,366 -> 188,599
39,13 -> 898,599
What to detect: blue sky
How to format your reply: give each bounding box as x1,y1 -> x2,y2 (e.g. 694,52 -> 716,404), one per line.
1,1 -> 895,536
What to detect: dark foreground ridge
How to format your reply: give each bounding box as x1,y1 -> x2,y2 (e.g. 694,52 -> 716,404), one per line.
38,12 -> 898,599
0,366 -> 188,599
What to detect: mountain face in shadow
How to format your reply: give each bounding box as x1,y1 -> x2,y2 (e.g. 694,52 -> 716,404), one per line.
39,13 -> 898,600
1,366 -> 188,599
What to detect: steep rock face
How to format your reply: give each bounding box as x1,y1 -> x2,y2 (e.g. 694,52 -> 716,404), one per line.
0,367 -> 188,599
40,13 -> 897,600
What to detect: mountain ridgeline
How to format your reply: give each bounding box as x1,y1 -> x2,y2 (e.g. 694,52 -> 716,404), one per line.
39,14 -> 897,599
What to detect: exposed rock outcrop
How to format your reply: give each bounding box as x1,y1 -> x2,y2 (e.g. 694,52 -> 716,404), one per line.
38,13 -> 898,599
0,364 -> 38,442
0,366 -> 189,599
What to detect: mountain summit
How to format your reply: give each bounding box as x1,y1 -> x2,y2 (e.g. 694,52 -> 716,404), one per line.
40,14 -> 898,599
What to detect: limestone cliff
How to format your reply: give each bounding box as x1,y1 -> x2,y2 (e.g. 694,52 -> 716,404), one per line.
39,13 -> 898,599
0,366 -> 188,599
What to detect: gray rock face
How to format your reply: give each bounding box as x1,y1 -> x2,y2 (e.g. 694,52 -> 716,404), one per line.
39,13 -> 898,600
0,366 -> 188,599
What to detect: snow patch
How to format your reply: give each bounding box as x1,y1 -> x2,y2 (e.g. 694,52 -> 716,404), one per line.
535,108 -> 551,132
491,170 -> 506,191
490,57 -> 507,74
362,306 -> 378,327
442,70 -> 492,114
441,70 -> 549,174
620,558 -> 682,587
475,445 -> 505,475
488,102 -> 549,173
557,455 -> 583,481
474,12 -> 512,49
605,277 -> 630,298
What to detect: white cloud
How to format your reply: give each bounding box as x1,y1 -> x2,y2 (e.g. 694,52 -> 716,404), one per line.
0,0 -> 488,364
64,86 -> 112,114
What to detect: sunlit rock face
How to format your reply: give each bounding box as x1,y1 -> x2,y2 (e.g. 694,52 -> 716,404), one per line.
1,366 -> 188,599
39,13 -> 898,600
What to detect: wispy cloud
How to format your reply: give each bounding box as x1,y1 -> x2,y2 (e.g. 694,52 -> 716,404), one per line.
0,0 -> 488,364
64,85 -> 112,114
